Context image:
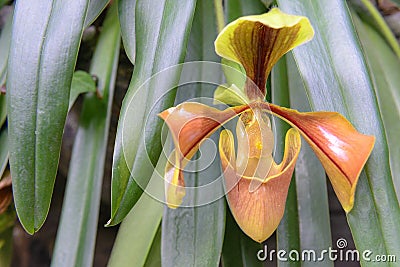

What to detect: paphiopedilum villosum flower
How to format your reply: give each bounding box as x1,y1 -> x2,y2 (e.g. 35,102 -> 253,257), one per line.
159,8 -> 375,242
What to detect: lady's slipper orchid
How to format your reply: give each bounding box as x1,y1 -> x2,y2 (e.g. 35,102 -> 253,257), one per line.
159,8 -> 375,242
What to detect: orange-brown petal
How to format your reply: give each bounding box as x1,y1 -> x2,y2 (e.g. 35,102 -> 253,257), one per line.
159,102 -> 249,208
219,128 -> 301,242
159,102 -> 249,159
267,103 -> 375,212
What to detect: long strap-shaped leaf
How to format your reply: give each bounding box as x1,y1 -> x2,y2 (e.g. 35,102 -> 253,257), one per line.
225,0 -> 265,22
84,0 -> 109,28
109,0 -> 196,225
7,0 -> 89,233
277,0 -> 400,264
118,0 -> 136,64
274,54 -> 333,267
273,57 -> 301,267
288,54 -> 333,267
221,208 -> 263,267
51,4 -> 120,267
352,10 -> 400,206
0,7 -> 12,128
108,150 -> 166,267
161,1 -> 225,266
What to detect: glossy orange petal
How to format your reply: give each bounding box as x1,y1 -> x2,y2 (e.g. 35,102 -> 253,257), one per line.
159,102 -> 249,208
219,128 -> 301,242
267,103 -> 375,212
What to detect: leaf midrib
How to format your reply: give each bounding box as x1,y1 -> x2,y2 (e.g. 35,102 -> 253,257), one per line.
33,0 -> 55,224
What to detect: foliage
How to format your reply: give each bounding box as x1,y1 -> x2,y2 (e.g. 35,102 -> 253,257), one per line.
0,0 -> 399,266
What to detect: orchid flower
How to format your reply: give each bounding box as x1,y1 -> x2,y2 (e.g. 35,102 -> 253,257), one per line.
159,8 -> 375,242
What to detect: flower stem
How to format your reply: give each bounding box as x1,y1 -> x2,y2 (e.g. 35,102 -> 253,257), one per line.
214,0 -> 225,33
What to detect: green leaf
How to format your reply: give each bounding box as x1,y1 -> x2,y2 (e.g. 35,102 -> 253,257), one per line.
0,0 -> 9,9
0,227 -> 12,267
221,58 -> 246,88
68,70 -> 97,111
225,0 -> 266,23
352,10 -> 400,205
214,57 -> 248,105
108,194 -> 162,267
0,7 -> 12,81
221,208 -> 263,267
277,0 -> 400,264
109,0 -> 196,225
161,1 -> 225,266
213,83 -> 248,106
0,128 -> 7,179
143,225 -> 162,267
0,207 -> 15,267
273,55 -> 333,267
7,0 -> 90,233
272,57 -> 301,267
51,4 -> 120,267
84,0 -> 109,27
289,54 -> 333,267
118,0 -> 136,64
0,7 -> 13,128
357,0 -> 400,58
108,157 -> 164,267
161,157 -> 226,267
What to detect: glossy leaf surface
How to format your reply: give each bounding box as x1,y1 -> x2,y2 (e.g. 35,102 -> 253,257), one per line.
272,57 -> 300,267
68,70 -> 97,111
277,54 -> 333,267
277,0 -> 400,263
225,0 -> 266,22
7,0 -> 89,233
51,5 -> 120,267
108,193 -> 163,267
109,0 -> 196,225
352,10 -> 400,201
108,153 -> 165,267
0,7 -> 12,128
118,0 -> 136,63
143,225 -> 162,267
162,2 -> 225,265
221,208 -> 263,267
84,0 -> 109,27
